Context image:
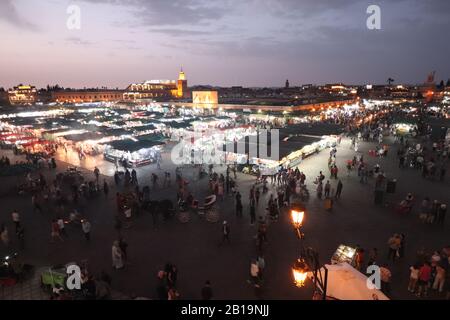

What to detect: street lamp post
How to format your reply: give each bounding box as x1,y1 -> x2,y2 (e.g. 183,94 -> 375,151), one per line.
290,207 -> 305,239
290,204 -> 328,300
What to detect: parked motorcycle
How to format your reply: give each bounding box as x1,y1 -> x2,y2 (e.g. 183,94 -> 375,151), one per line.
0,252 -> 35,286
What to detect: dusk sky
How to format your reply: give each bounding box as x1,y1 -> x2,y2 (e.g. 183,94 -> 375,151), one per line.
1,0 -> 449,89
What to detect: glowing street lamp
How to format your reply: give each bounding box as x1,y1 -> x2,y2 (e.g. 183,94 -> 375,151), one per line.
292,248 -> 329,299
291,209 -> 304,228
290,205 -> 305,239
292,258 -> 309,287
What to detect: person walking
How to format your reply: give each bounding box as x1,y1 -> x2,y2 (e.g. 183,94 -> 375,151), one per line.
335,180 -> 343,199
257,255 -> 265,281
417,262 -> 431,297
249,259 -> 260,286
166,172 -> 171,187
408,264 -> 420,293
235,192 -> 243,217
124,206 -> 132,228
379,264 -> 392,295
201,280 -> 213,300
249,199 -> 256,225
50,219 -> 64,243
57,216 -> 67,237
112,241 -> 124,270
316,182 -> 323,199
355,248 -> 365,271
114,171 -> 120,186
167,264 -> 178,289
387,234 -> 401,262
157,156 -> 161,170
419,197 -> 430,223
103,180 -> 109,197
32,194 -> 42,214
152,173 -> 158,190
94,167 -> 100,185
367,248 -> 378,266
156,270 -> 168,300
346,161 -> 352,176
221,221 -> 230,245
432,264 -> 446,293
437,204 -> 447,226
324,181 -> 331,198
331,165 -> 338,179
1,224 -> 9,247
429,200 -> 440,224
11,210 -> 20,232
81,219 -> 91,241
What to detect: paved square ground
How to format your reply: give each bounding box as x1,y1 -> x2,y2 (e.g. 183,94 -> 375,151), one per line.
1,130 -> 449,300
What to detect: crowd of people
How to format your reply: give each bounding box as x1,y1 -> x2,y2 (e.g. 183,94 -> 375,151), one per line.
1,104 -> 448,301
397,139 -> 448,181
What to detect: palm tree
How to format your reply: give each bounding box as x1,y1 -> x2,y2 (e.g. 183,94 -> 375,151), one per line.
387,78 -> 394,85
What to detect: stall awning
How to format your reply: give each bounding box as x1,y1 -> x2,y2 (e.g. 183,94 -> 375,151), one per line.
64,132 -> 104,142
107,139 -> 164,153
280,123 -> 344,138
221,131 -> 323,160
316,263 -> 389,300
132,124 -> 157,132
137,133 -> 166,142
101,127 -> 130,137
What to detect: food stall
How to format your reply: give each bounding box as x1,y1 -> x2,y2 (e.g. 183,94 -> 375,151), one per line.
314,263 -> 389,300
16,139 -> 54,156
392,123 -> 417,136
103,137 -> 165,167
279,135 -> 337,168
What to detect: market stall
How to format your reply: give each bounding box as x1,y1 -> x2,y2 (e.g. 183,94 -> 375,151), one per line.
223,129 -> 337,172
392,123 -> 418,136
103,138 -> 165,167
314,263 -> 389,300
16,139 -> 54,156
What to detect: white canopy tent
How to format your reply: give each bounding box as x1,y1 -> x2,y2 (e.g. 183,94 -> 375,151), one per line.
315,263 -> 389,300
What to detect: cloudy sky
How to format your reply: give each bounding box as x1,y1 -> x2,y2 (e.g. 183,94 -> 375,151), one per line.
1,0 -> 449,89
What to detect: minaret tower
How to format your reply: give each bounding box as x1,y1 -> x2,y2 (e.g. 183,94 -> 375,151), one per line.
177,67 -> 188,98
